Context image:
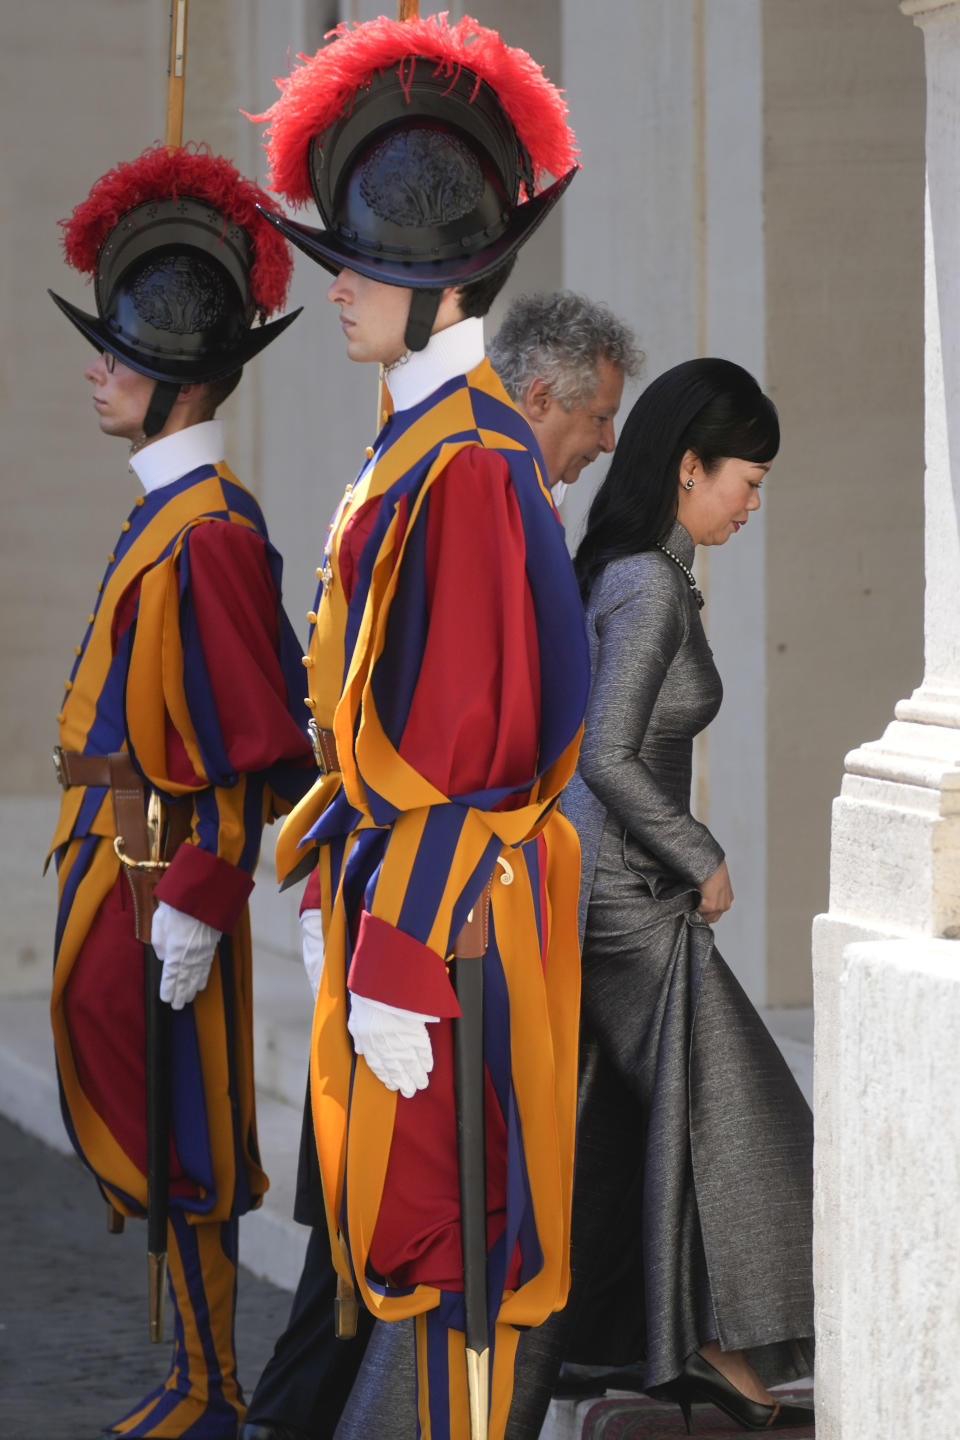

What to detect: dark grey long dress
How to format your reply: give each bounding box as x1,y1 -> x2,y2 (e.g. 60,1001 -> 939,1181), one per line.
506,520 -> 814,1436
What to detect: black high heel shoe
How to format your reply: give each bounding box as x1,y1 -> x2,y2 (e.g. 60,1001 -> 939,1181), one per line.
649,1351 -> 814,1433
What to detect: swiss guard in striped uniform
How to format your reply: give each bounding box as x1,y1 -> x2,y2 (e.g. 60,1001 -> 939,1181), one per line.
47,145 -> 313,1439
250,15 -> 590,1439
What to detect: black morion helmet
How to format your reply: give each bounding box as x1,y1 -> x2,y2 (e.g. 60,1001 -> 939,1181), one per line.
252,14 -> 577,350
49,145 -> 300,435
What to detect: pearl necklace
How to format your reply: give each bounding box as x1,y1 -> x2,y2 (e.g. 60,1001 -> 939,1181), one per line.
655,542 -> 704,609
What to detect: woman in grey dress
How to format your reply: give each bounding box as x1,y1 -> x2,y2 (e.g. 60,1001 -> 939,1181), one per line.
508,359 -> 814,1435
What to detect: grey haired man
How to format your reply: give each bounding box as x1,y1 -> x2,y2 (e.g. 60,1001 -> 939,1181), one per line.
489,290 -> 642,496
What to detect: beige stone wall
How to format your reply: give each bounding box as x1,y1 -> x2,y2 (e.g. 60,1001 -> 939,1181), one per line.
0,2 -> 348,800
4,4 -> 164,797
763,0 -> 925,1003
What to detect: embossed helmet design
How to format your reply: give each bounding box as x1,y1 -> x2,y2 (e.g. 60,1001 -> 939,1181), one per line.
49,144 -> 300,431
251,14 -> 577,348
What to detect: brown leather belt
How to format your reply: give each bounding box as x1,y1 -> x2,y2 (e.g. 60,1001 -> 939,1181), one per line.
307,720 -> 339,774
53,747 -> 190,941
52,747 -> 115,789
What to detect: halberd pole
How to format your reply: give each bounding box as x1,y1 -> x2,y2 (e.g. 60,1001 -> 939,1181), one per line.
140,4 -> 191,1341
165,0 -> 189,149
376,0 -> 420,429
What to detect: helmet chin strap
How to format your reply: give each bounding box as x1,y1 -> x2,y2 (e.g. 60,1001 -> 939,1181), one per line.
142,379 -> 182,439
404,289 -> 443,353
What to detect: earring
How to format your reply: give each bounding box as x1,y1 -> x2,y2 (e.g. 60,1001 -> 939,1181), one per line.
683,477 -> 695,490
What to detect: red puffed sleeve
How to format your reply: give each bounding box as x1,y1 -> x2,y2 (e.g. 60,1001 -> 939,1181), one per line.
128,518 -> 312,931
345,446 -> 542,1013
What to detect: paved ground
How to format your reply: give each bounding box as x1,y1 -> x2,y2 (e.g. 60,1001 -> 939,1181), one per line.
0,1116 -> 293,1440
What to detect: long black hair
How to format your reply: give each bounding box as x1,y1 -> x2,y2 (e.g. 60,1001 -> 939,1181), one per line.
573,357 -> 779,601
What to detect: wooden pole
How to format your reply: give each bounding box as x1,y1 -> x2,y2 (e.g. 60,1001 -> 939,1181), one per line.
138,0 -> 190,1345
164,0 -> 189,149
376,0 -> 419,429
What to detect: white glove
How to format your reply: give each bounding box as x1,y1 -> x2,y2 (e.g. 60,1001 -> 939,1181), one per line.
347,992 -> 438,1099
300,908 -> 325,1000
152,900 -> 220,1010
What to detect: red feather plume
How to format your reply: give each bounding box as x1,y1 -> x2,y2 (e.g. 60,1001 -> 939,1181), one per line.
59,143 -> 293,316
250,13 -> 577,207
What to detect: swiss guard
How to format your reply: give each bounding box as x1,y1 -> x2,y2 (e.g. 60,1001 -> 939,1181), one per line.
250,14 -> 590,1439
47,144 -> 314,1440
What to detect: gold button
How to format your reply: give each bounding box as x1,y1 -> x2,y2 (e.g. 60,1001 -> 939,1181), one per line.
121,520 -> 131,532
381,410 -> 389,424
97,582 -> 103,593
301,655 -> 314,668
56,711 -> 64,723
306,610 -> 317,624
304,696 -> 316,709
87,613 -> 95,625
316,566 -> 324,580
75,645 -> 83,656
135,496 -> 145,507
107,552 -> 116,564
64,680 -> 73,692
365,445 -> 375,460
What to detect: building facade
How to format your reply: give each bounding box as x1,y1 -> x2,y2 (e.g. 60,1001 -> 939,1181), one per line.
1,0 -> 924,1011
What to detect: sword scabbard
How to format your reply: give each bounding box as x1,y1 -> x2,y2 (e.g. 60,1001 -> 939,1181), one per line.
451,867 -> 498,1439
465,1346 -> 490,1440
148,1249 -> 168,1343
334,1272 -> 359,1339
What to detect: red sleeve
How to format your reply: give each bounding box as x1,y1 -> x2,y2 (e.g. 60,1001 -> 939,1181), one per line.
154,846 -> 254,933
397,446 -> 541,802
135,519 -> 312,929
346,447 -> 542,1012
181,520 -> 312,777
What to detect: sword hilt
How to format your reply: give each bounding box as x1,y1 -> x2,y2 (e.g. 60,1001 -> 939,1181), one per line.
113,838 -> 169,872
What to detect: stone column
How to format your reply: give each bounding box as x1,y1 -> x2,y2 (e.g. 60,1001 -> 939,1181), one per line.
812,3 -> 960,1433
